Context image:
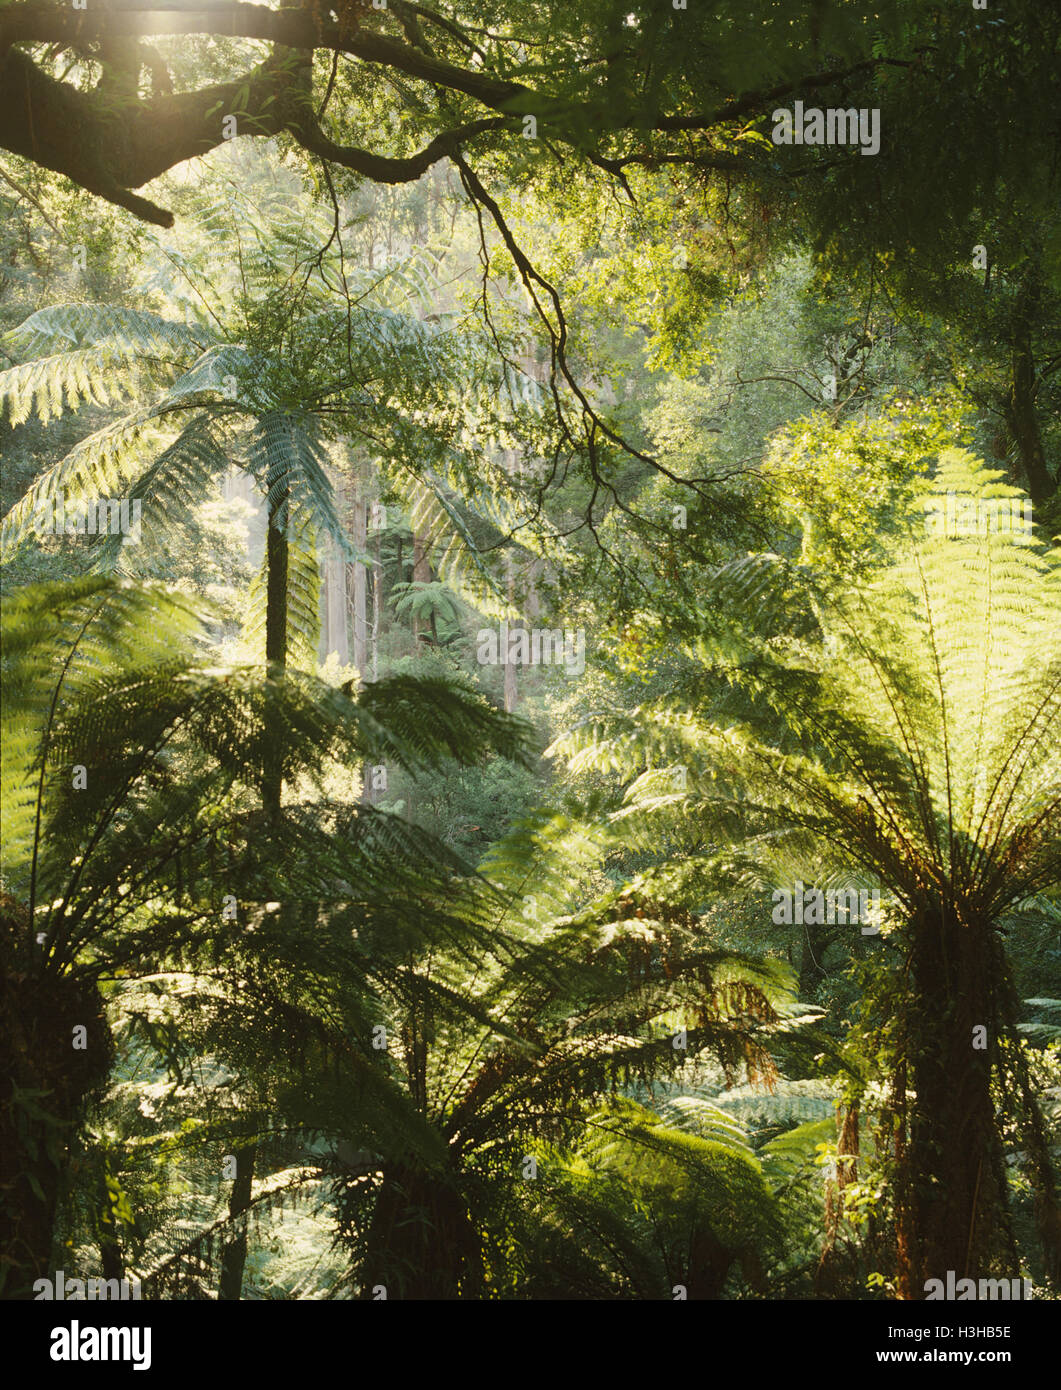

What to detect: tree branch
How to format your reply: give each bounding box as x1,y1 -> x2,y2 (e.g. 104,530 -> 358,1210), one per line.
0,38 -> 508,224
0,2 -> 527,111
293,114 -> 511,185
0,3 -> 921,224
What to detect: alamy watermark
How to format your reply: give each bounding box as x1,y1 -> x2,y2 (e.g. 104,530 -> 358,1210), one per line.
771,883 -> 881,934
924,492 -> 1033,537
49,1321 -> 151,1371
476,622 -> 585,676
924,1271 -> 1032,1301
33,1269 -> 142,1300
771,102 -> 880,156
33,495 -> 142,544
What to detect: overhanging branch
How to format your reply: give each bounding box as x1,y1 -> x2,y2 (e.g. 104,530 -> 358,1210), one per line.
0,2 -> 528,111
293,115 -> 511,185
0,3 -> 921,224
0,38 -> 510,225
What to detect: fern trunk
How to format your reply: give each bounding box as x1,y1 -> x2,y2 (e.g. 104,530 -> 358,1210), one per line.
797,922 -> 835,999
218,1145 -> 257,1301
361,1165 -> 481,1300
896,904 -> 1015,1297
96,1170 -> 125,1287
684,1229 -> 740,1299
1,907 -> 111,1297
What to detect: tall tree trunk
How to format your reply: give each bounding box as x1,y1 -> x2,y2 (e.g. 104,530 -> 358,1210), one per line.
349,498 -> 369,676
504,555 -> 519,714
525,557 -> 543,625
1005,254 -> 1056,506
501,448 -> 525,714
343,493 -> 373,805
218,1145 -> 257,1301
411,534 -> 431,649
213,427 -> 294,1305
227,433 -> 286,1299
223,463 -> 254,508
797,923 -> 835,998
504,637 -> 519,713
371,521 -> 382,685
322,534 -> 349,664
262,450 -> 289,818
360,516 -> 384,807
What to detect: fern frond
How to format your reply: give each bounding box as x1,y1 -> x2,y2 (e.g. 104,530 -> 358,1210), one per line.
4,304 -> 202,367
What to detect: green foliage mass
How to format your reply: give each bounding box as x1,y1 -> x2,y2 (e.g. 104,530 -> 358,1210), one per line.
1,39 -> 1059,1304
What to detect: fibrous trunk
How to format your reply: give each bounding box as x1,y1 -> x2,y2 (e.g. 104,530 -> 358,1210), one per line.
896,904 -> 1014,1297
361,1165 -> 480,1300
1,904 -> 111,1297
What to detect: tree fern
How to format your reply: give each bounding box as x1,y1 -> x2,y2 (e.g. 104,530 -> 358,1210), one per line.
551,447 -> 1061,1295
79,774 -> 800,1298
0,574 -> 534,1296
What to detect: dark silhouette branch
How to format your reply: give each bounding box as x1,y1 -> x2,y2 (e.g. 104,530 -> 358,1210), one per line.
0,39 -> 510,225
0,3 -> 920,224
0,3 -> 527,109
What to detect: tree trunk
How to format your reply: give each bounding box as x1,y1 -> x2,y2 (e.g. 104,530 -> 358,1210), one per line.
372,523 -> 382,685
218,1145 -> 257,1301
684,1228 -> 739,1299
895,904 -> 1015,1298
359,517 -> 384,807
1005,255 -> 1056,506
501,450 -> 525,714
349,499 -> 369,676
504,640 -> 519,713
815,1099 -> 862,1294
262,450 -> 289,817
96,1169 -> 125,1286
322,535 -> 349,664
504,548 -> 520,713
361,1165 -> 480,1300
411,534 -> 431,648
225,437 -> 286,1298
1,907 -> 111,1298
797,923 -> 835,998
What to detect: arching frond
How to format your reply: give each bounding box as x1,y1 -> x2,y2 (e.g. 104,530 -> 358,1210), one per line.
4,304 -> 202,371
